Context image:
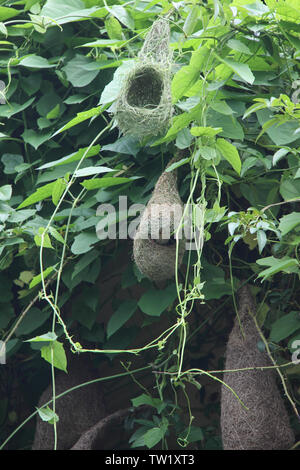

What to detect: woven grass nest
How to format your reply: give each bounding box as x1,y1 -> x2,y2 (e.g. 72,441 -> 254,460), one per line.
115,18 -> 173,139
133,157 -> 185,282
221,285 -> 295,450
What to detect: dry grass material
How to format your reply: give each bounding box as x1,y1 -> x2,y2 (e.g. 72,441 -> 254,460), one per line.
32,353 -> 105,450
221,285 -> 295,450
115,18 -> 173,139
133,158 -> 185,282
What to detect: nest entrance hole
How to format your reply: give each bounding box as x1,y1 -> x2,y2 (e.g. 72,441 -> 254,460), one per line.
126,67 -> 163,109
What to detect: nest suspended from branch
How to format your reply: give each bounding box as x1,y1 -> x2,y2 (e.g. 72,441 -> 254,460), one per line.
115,18 -> 173,139
133,156 -> 185,282
221,285 -> 295,450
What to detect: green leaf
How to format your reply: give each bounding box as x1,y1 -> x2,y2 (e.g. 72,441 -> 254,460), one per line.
15,308 -> 51,336
51,178 -> 67,206
269,311 -> 300,343
280,179 -> 300,201
37,145 -> 100,169
52,106 -> 106,136
216,138 -> 241,175
190,126 -> 222,137
37,406 -> 59,424
256,256 -> 299,282
17,181 -> 57,209
21,129 -> 52,150
0,98 -> 35,118
80,38 -> 126,48
71,232 -> 99,255
41,340 -> 67,372
29,266 -> 55,288
62,54 -> 100,88
74,166 -> 114,178
0,184 -> 12,201
19,55 -> 55,69
107,5 -> 134,29
34,227 -> 53,249
46,103 -> 60,119
1,154 -> 24,174
256,230 -> 267,254
165,158 -> 190,172
72,249 -> 99,279
138,284 -> 177,317
105,16 -> 123,40
131,393 -> 165,411
0,7 -> 21,21
26,332 -> 57,342
107,300 -> 137,339
215,55 -> 255,84
144,427 -> 165,449
278,212 -> 300,236
171,46 -> 210,103
81,176 -> 138,190
227,39 -> 251,55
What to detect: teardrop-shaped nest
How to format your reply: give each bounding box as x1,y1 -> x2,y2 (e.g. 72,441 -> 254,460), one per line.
221,285 -> 295,450
115,18 -> 173,139
133,158 -> 185,282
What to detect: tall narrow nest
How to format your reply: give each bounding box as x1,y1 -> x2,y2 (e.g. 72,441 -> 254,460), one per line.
115,18 -> 173,139
133,158 -> 185,282
221,285 -> 295,450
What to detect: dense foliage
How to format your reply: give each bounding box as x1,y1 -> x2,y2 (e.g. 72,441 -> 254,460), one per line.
0,0 -> 300,450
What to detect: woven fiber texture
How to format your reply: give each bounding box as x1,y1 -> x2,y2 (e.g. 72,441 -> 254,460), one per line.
115,18 -> 173,139
133,157 -> 185,282
221,285 -> 295,450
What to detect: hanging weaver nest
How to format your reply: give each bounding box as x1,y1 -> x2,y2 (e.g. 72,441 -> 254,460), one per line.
133,156 -> 185,282
221,285 -> 295,450
115,18 -> 173,139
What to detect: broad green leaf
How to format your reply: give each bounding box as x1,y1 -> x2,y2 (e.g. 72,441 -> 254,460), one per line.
0,98 -> 35,118
210,101 -> 234,115
273,148 -> 289,166
18,181 -> 57,209
74,166 -> 114,178
107,5 -> 134,29
19,55 -> 55,69
46,103 -> 60,119
216,138 -> 241,175
256,230 -> 267,254
280,179 -> 300,200
1,154 -> 24,174
37,406 -> 59,424
29,266 -> 55,288
62,54 -> 100,88
256,256 -> 299,282
227,39 -> 251,55
131,393 -> 165,411
0,184 -> 12,201
71,232 -> 99,255
71,249 -> 99,279
81,176 -> 138,190
80,38 -> 126,48
144,427 -> 165,449
15,308 -> 51,336
35,224 -> 54,248
183,5 -> 201,35
21,129 -> 52,149
269,311 -> 300,343
105,16 -> 123,40
52,106 -> 106,136
278,212 -> 300,236
51,178 -> 67,206
37,145 -> 100,169
171,46 -> 210,103
215,55 -> 255,84
41,340 -> 67,372
26,332 -> 57,342
165,158 -> 190,172
190,126 -> 222,137
107,300 -> 137,338
0,7 -> 21,21
138,284 -> 177,317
